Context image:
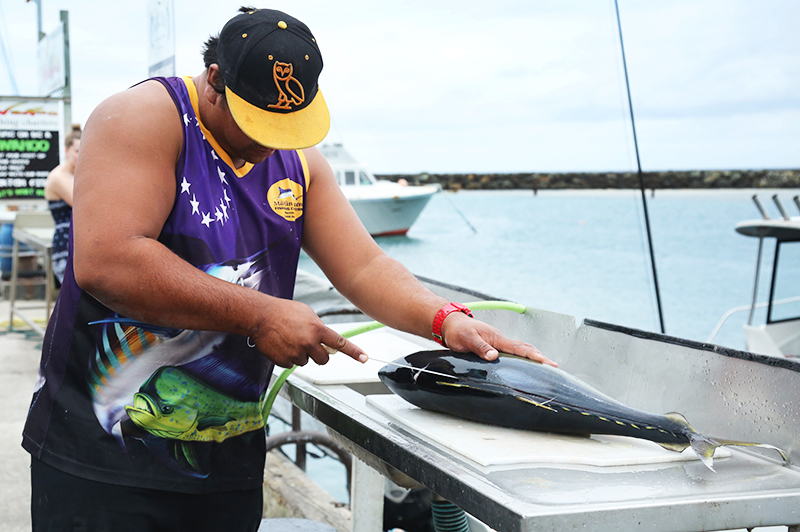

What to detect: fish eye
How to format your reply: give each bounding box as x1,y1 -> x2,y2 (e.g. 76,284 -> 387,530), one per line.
160,405 -> 174,414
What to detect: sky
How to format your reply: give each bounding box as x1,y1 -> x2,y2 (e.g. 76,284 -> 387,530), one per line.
0,0 -> 798,175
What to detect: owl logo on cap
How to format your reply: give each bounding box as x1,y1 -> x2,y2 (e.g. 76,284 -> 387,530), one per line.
268,61 -> 305,110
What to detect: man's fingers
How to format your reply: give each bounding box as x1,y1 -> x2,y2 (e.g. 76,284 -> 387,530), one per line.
320,328 -> 368,363
470,335 -> 499,361
501,340 -> 557,367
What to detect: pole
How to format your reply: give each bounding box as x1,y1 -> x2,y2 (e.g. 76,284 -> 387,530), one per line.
60,10 -> 71,133
613,0 -> 666,334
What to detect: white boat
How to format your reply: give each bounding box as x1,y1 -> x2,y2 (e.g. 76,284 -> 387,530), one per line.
319,144 -> 439,237
708,194 -> 800,358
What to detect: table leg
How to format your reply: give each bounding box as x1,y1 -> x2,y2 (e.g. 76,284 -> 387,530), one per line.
350,457 -> 384,532
8,238 -> 19,330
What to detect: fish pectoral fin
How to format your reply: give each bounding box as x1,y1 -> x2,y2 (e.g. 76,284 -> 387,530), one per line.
196,416 -> 235,431
180,441 -> 200,471
436,381 -> 477,389
515,395 -> 558,412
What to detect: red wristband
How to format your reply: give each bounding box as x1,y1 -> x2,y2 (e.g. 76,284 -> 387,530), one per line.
432,302 -> 473,347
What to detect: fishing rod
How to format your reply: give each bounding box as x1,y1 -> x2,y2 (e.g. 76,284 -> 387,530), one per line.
613,0 -> 666,334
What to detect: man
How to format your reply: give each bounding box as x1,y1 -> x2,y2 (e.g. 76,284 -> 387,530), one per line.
23,7 -> 553,531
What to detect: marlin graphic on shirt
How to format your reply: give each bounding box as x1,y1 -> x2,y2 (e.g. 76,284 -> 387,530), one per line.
87,247 -> 273,443
277,186 -> 297,200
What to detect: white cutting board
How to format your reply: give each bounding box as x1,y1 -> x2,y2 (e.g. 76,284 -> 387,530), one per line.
292,323 -> 438,385
366,394 -> 729,469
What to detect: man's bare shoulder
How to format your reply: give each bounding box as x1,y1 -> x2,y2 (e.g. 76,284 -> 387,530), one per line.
300,146 -> 330,186
87,80 -> 180,137
83,80 -> 182,158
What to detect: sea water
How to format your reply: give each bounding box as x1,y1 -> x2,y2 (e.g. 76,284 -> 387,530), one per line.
286,187 -> 800,503
301,187 -> 799,350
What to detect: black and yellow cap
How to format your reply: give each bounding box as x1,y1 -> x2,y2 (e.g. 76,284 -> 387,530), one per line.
217,9 -> 330,150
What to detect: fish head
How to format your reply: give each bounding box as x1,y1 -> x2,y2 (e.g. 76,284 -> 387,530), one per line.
379,350 -> 493,393
125,391 -> 199,439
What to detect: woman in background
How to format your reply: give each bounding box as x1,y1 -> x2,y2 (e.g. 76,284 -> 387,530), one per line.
44,124 -> 81,285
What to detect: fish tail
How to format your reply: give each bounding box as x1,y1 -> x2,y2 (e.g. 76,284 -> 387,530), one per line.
687,432 -> 718,471
662,413 -> 789,471
662,412 -> 718,471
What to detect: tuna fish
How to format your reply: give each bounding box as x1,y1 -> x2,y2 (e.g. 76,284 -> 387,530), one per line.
378,350 -> 788,470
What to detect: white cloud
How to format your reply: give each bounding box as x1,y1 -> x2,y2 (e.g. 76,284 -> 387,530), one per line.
0,0 -> 797,174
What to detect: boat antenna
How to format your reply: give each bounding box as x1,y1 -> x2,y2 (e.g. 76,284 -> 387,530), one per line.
613,0 -> 665,334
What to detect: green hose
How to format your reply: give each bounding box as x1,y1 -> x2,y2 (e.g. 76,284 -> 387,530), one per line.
260,300 -> 526,421
431,499 -> 471,532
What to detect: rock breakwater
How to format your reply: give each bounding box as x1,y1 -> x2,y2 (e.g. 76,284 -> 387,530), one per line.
377,169 -> 800,190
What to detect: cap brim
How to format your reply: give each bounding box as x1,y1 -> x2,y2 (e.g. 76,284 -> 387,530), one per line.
226,87 -> 330,150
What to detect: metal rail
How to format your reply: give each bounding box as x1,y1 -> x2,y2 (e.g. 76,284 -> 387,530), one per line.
707,295 -> 800,344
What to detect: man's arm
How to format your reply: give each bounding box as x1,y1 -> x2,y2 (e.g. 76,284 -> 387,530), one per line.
72,81 -> 364,368
300,148 -> 555,366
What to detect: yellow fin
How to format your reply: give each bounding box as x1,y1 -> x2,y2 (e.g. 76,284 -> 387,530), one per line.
515,395 -> 557,412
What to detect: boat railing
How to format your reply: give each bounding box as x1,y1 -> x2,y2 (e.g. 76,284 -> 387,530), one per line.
707,295 -> 800,344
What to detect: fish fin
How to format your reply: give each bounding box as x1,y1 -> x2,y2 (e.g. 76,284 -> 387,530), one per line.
663,412 -> 691,426
661,413 -> 789,469
656,442 -> 690,453
687,432 -> 718,471
139,436 -> 209,478
662,413 -> 718,471
180,442 -> 201,472
515,395 -> 558,412
196,416 -> 235,431
436,381 -> 505,398
88,318 -> 183,339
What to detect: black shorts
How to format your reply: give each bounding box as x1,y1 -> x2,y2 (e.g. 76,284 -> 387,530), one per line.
31,457 -> 263,532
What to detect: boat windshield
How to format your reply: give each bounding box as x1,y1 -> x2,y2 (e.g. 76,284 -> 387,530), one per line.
769,241 -> 800,323
337,169 -> 374,186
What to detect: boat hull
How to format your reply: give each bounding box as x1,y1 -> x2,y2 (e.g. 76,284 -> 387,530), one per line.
348,191 -> 436,237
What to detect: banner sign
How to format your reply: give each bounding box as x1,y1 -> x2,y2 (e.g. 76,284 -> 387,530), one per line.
0,98 -> 63,200
38,22 -> 67,96
148,0 -> 176,77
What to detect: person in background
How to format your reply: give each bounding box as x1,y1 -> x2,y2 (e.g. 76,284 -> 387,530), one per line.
23,8 -> 553,531
43,124 -> 81,285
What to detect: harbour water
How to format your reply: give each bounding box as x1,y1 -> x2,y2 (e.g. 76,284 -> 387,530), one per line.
300,187 -> 799,352
290,187 -> 800,503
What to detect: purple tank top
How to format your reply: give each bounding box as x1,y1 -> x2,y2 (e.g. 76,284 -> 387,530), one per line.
23,76 -> 307,492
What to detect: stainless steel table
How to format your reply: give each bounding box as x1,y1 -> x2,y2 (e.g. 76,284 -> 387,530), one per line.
280,306 -> 800,532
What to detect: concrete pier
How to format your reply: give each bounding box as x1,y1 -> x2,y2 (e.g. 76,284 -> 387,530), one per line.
0,300 -> 42,532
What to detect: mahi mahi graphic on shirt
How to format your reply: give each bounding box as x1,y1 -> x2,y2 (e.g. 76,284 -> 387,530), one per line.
125,366 -> 264,442
86,244 -> 285,476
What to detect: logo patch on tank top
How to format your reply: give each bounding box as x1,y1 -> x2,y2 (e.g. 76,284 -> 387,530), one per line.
267,178 -> 304,222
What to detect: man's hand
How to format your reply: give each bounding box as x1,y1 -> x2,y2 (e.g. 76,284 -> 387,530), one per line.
440,312 -> 557,367
249,299 -> 367,368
